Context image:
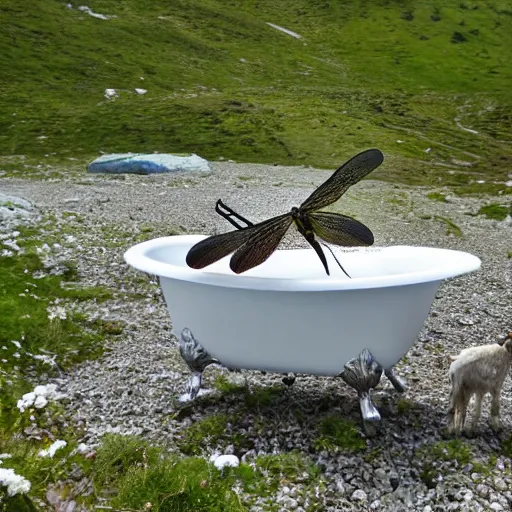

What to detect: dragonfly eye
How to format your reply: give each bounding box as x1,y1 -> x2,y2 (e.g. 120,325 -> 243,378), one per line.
291,206 -> 299,216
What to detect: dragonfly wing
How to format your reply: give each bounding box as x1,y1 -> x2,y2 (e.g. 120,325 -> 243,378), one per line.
186,228 -> 255,269
300,149 -> 384,211
308,211 -> 374,246
229,213 -> 293,274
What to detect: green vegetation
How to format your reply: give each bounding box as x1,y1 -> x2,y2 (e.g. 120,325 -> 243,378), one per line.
90,434 -> 324,511
503,435 -> 512,459
178,414 -> 233,455
434,215 -> 463,237
427,192 -> 449,202
477,203 -> 511,221
417,439 -> 473,489
92,434 -> 248,511
396,398 -> 415,414
0,218 -> 120,509
214,374 -> 283,408
1,0 -> 511,193
313,414 -> 367,453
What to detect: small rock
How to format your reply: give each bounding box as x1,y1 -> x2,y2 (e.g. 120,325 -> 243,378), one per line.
494,478 -> 508,492
476,484 -> 489,498
489,504 -> 504,511
351,489 -> 368,503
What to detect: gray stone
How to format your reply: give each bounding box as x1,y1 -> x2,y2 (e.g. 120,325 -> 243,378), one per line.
476,484 -> 489,498
351,489 -> 368,503
87,153 -> 211,174
493,478 -> 508,492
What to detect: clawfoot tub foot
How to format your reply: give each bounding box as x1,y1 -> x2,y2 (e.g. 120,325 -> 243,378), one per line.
340,349 -> 383,422
178,328 -> 220,403
384,367 -> 407,393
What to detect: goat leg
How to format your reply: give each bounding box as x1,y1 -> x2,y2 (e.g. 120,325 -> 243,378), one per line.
469,392 -> 483,434
490,391 -> 502,431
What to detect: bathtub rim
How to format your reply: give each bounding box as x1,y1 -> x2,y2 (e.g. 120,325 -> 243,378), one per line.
123,235 -> 481,292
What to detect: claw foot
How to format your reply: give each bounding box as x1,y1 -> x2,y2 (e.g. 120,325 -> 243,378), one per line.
340,348 -> 383,422
178,328 -> 219,401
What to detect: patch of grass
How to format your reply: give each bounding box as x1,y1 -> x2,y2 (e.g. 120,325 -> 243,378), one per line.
502,435 -> 512,458
477,203 -> 511,221
253,451 -> 321,492
434,215 -> 463,237
214,374 -> 247,395
92,434 -> 250,512
177,414 -> 233,455
214,375 -> 283,408
417,438 -> 473,489
88,435 -> 324,511
243,386 -> 282,408
396,398 -> 415,414
427,192 -> 449,202
313,414 -> 366,453
428,439 -> 472,465
508,251 -> 512,259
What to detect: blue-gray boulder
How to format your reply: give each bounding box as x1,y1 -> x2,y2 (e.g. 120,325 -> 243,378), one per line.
87,153 -> 211,174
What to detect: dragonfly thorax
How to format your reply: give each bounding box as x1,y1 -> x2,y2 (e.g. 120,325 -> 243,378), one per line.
290,206 -> 300,218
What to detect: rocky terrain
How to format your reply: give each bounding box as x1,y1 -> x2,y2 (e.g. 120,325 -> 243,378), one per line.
1,161 -> 511,511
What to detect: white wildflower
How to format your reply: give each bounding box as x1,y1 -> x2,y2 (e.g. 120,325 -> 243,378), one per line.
34,384 -> 57,397
38,440 -> 67,458
31,354 -> 57,366
211,454 -> 240,470
13,352 -> 20,359
10,340 -> 21,349
47,305 -> 67,321
34,395 -> 48,409
0,454 -> 12,460
1,250 -> 14,257
0,468 -> 31,496
17,392 -> 36,412
135,88 -> 147,95
75,443 -> 91,455
17,384 -> 60,412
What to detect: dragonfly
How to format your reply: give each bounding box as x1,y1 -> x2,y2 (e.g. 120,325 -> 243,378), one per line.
186,148 -> 384,277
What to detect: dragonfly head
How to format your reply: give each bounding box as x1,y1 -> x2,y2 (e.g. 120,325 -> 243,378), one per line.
291,206 -> 300,218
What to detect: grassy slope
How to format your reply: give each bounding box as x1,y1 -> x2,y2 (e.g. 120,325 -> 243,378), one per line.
0,0 -> 511,191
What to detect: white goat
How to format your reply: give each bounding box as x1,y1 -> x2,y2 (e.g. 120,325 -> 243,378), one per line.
447,333 -> 512,434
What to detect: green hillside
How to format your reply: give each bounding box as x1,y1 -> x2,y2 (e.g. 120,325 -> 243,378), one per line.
1,0 -> 511,191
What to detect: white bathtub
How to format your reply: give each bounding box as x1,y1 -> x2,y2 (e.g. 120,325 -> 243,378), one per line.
124,235 -> 481,376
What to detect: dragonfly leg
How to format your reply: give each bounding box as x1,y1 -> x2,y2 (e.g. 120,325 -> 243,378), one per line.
339,348 -> 383,423
384,367 -> 408,393
178,327 -> 221,403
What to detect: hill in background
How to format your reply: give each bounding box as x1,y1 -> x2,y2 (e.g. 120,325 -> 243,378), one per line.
1,0 -> 511,192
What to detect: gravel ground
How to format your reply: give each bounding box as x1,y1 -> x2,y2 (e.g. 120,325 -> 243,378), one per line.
1,161 -> 511,511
